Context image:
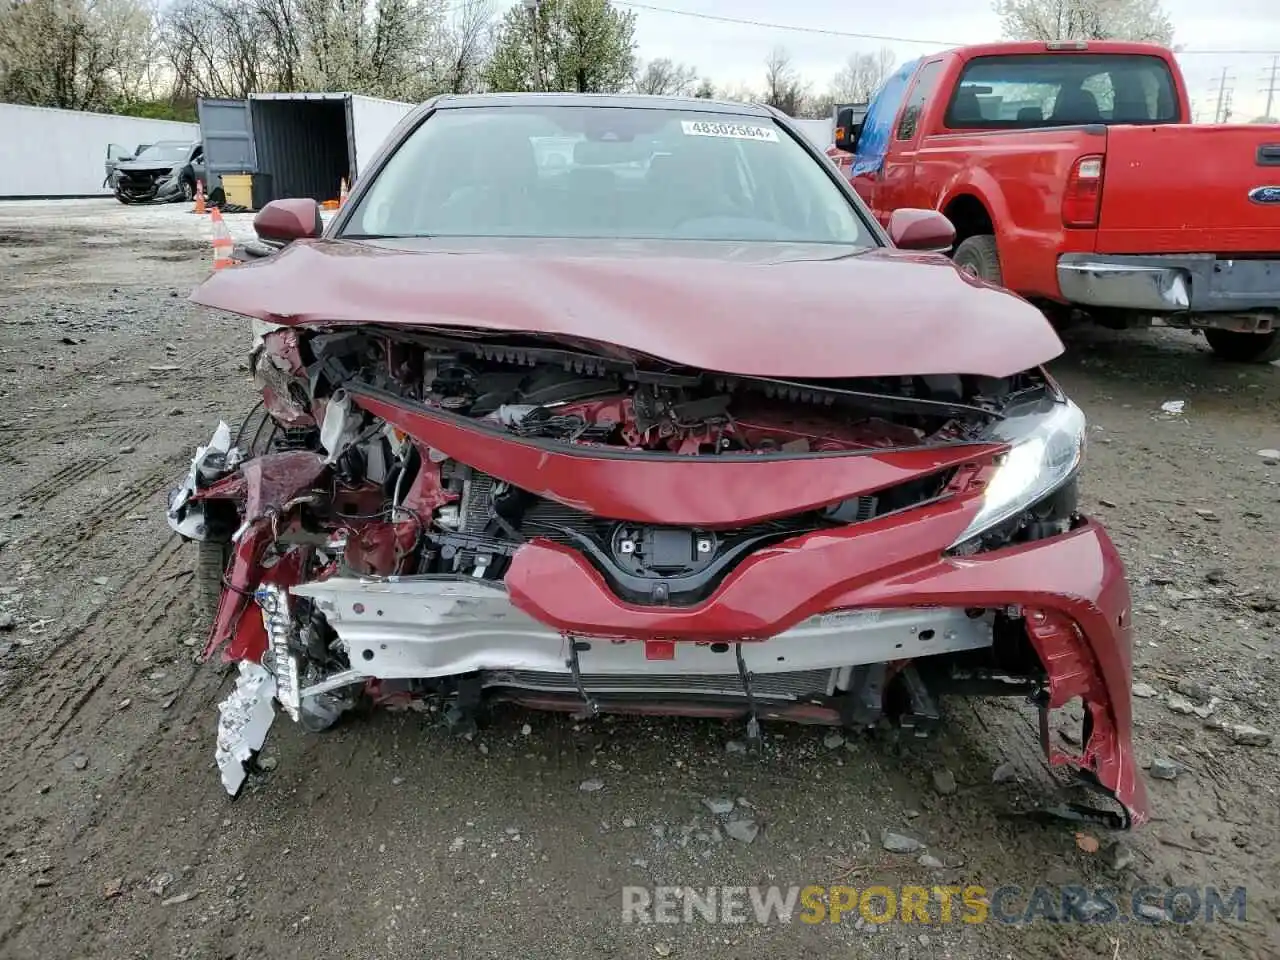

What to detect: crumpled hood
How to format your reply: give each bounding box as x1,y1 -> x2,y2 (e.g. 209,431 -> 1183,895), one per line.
191,238 -> 1064,379
115,159 -> 178,174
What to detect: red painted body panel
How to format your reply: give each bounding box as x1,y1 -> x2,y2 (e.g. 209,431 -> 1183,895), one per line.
351,389 -> 1003,528
1097,125 -> 1280,254
848,41 -> 1279,305
189,236 -> 1063,379
500,488 -> 1143,821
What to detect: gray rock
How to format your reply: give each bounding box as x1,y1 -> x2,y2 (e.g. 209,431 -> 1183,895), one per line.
1149,758 -> 1179,780
1229,724 -> 1273,746
0,612 -> 15,631
917,853 -> 944,869
257,755 -> 277,771
622,818 -> 636,829
118,445 -> 136,454
701,797 -> 735,816
881,830 -> 923,854
448,837 -> 465,852
822,732 -> 846,750
724,740 -> 747,755
161,890 -> 199,906
579,778 -> 605,793
1175,678 -> 1210,703
723,819 -> 759,844
1194,508 -> 1220,522
71,755 -> 88,771
1166,694 -> 1196,715
1101,840 -> 1134,872
1256,448 -> 1280,460
167,407 -> 183,416
992,761 -> 1017,784
931,768 -> 957,795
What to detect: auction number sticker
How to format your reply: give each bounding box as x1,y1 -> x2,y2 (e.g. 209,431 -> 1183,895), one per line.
680,120 -> 779,142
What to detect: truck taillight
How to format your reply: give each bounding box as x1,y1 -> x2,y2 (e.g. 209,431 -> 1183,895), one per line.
1062,154 -> 1104,228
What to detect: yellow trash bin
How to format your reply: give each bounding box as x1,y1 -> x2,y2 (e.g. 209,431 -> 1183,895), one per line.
221,174 -> 254,210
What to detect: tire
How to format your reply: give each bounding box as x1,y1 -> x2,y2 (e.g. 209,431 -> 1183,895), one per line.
115,194 -> 132,205
193,538 -> 231,625
179,178 -> 195,203
952,234 -> 1003,286
1203,328 -> 1280,364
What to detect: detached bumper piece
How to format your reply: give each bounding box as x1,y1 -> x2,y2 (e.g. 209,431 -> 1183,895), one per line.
215,662 -> 277,796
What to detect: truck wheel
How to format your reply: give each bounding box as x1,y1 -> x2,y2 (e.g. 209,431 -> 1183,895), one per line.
952,235 -> 1003,285
1203,329 -> 1280,364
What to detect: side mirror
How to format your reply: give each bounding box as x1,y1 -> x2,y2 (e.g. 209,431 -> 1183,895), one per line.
253,198 -> 324,244
887,208 -> 956,251
834,106 -> 863,152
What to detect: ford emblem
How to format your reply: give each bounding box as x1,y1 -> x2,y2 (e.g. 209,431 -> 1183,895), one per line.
1248,185 -> 1280,205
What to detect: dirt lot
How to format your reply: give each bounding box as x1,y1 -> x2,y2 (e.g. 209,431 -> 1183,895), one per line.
0,199 -> 1277,960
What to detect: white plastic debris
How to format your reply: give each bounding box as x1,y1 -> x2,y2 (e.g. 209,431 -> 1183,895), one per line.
1160,400 -> 1185,415
215,661 -> 278,795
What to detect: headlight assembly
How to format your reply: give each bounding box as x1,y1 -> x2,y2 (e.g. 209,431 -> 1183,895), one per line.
949,398 -> 1086,550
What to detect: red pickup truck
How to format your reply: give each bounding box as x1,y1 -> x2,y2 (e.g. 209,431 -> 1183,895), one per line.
830,41 -> 1280,362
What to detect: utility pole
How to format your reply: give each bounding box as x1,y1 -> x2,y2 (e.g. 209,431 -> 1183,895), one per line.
1262,55 -> 1280,121
1210,67 -> 1236,123
523,0 -> 541,92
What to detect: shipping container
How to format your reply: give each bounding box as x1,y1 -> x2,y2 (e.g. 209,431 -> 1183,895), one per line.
0,103 -> 199,199
197,93 -> 415,205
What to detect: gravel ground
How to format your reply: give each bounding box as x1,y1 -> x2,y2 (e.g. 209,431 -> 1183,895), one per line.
0,199 -> 1277,960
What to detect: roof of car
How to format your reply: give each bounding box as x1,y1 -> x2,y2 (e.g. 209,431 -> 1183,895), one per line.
432,92 -> 774,117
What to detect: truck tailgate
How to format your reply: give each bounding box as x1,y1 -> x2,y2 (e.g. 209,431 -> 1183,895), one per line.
1097,125 -> 1280,254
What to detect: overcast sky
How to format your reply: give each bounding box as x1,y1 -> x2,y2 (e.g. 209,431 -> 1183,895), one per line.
624,0 -> 1280,120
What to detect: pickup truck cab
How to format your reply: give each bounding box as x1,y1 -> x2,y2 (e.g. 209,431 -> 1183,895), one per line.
831,41 -> 1280,362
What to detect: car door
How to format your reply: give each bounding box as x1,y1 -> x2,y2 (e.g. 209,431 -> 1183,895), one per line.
876,59 -> 946,219
849,60 -> 918,223
190,144 -> 207,187
105,143 -> 129,187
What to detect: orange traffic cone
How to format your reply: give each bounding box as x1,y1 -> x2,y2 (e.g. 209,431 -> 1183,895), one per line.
193,179 -> 206,215
210,208 -> 235,270
338,177 -> 349,207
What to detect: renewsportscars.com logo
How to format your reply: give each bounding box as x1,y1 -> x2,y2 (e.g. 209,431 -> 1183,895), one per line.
621,884 -> 1247,926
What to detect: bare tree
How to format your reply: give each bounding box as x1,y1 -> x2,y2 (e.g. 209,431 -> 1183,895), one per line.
0,0 -> 153,110
428,0 -> 493,94
829,48 -> 895,105
995,0 -> 1173,44
761,46 -> 807,116
692,76 -> 714,98
632,57 -> 697,96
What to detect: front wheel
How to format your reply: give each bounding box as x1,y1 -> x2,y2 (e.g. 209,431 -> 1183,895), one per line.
1204,328 -> 1280,364
179,178 -> 195,203
952,234 -> 1003,286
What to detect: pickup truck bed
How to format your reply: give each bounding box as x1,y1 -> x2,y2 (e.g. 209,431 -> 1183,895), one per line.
833,41 -> 1280,362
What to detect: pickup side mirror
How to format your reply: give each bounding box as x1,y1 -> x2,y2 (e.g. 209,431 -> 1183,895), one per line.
253,198 -> 324,244
887,208 -> 956,251
834,106 -> 863,153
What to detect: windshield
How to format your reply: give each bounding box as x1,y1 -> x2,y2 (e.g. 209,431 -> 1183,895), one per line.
135,143 -> 191,163
946,54 -> 1178,128
343,106 -> 869,245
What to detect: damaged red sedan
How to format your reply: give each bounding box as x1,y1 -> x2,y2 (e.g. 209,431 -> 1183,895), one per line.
167,93 -> 1146,826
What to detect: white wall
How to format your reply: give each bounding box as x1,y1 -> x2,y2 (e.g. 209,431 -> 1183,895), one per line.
791,118 -> 834,150
349,95 -> 415,181
0,103 -> 199,197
